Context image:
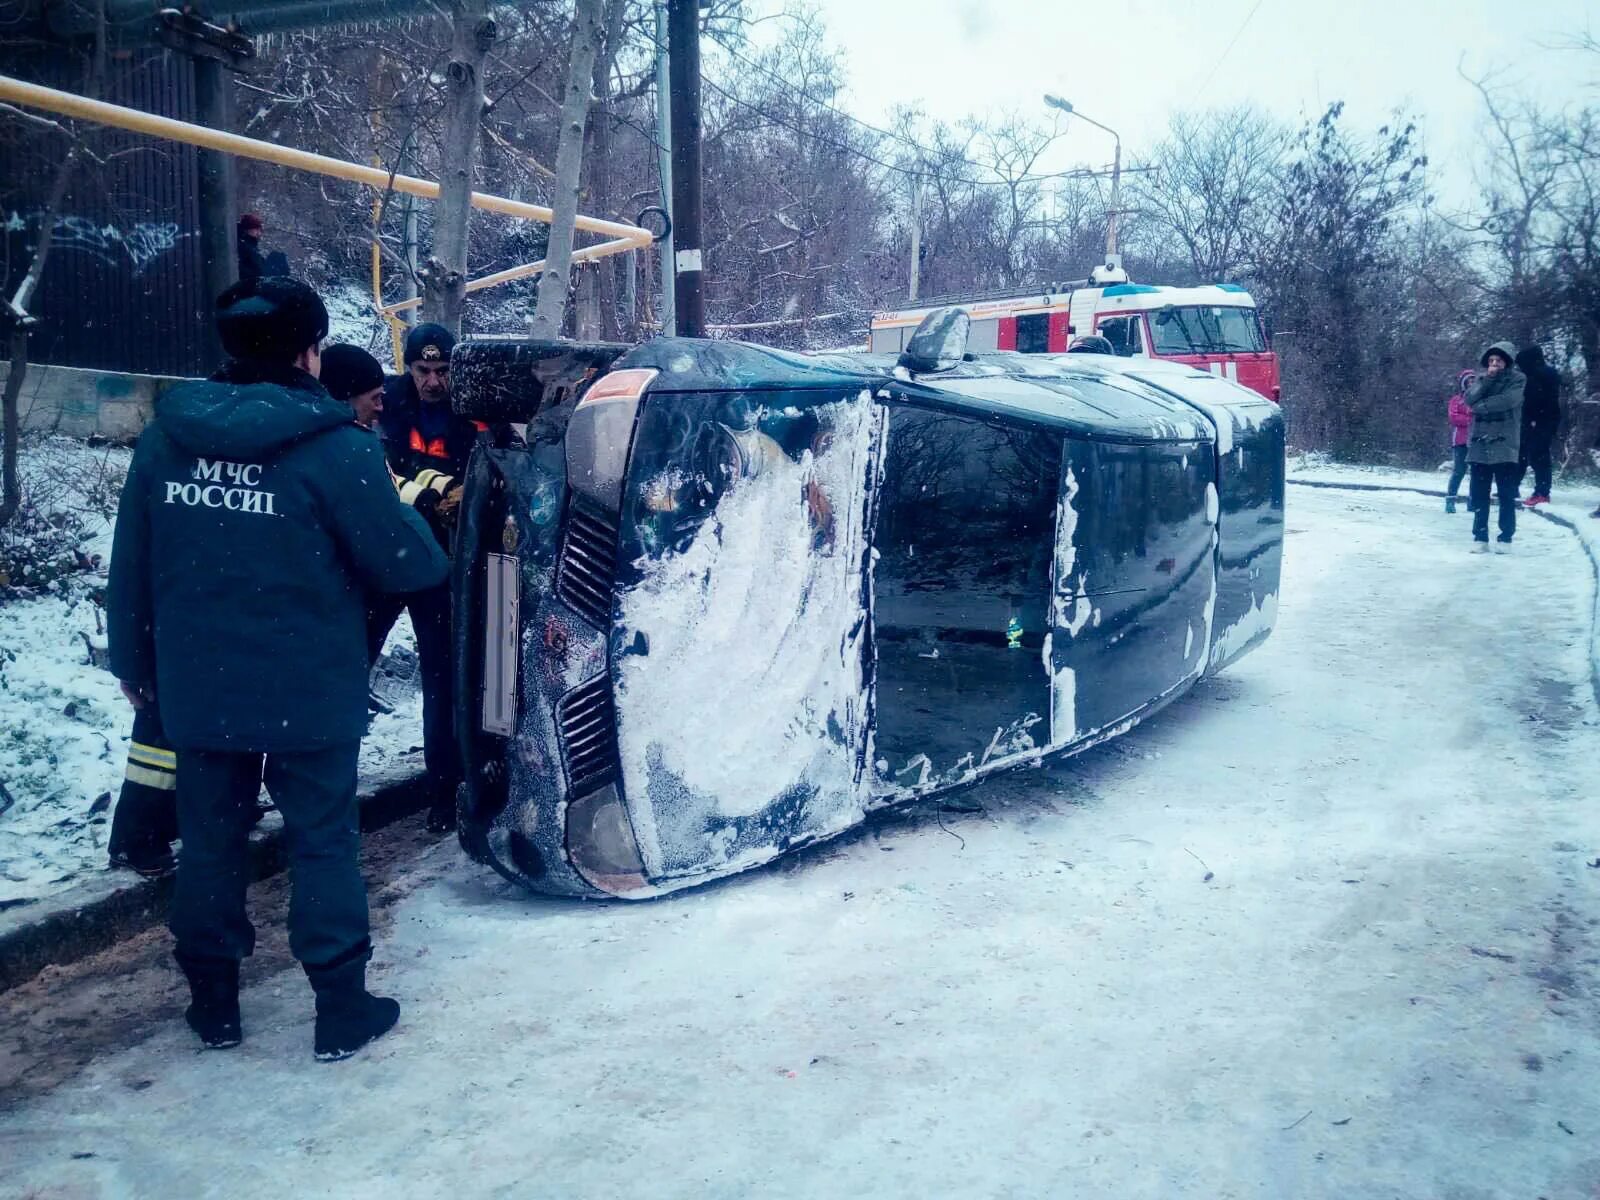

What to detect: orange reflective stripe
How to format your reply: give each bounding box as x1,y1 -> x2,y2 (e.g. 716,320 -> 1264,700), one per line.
407,428 -> 449,459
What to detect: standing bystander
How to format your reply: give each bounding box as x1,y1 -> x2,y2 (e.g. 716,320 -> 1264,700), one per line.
1465,342 -> 1526,553
1445,368 -> 1474,514
1516,345 -> 1562,507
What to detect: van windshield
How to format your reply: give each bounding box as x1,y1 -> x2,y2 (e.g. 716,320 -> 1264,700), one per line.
1150,306 -> 1265,355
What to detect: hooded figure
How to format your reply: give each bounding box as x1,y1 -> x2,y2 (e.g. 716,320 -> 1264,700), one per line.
1464,341 -> 1526,549
1515,344 -> 1561,504
1466,342 -> 1525,466
107,276 -> 448,1060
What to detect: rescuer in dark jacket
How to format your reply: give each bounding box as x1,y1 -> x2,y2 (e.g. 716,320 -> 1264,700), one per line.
372,322 -> 480,830
1515,344 -> 1562,506
107,277 -> 448,1060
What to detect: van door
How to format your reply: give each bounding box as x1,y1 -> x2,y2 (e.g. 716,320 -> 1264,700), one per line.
870,402 -> 1061,797
1050,435 -> 1217,746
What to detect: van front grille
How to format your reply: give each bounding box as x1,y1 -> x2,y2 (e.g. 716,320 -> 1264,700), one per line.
557,675 -> 620,796
557,497 -> 619,629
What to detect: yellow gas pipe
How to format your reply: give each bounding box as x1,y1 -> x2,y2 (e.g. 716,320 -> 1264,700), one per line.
0,74 -> 654,335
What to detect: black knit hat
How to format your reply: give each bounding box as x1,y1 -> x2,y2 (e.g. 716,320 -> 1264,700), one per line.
216,276 -> 329,363
319,343 -> 386,403
404,322 -> 456,366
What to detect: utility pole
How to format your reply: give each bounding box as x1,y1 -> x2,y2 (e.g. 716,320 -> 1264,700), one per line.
907,168 -> 923,302
653,0 -> 676,335
1104,136 -> 1122,263
667,0 -> 704,337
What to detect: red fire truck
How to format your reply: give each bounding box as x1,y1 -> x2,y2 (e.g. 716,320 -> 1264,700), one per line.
870,277 -> 1281,402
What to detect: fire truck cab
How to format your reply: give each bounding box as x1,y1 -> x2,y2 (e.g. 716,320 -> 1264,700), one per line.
870,280 -> 1281,402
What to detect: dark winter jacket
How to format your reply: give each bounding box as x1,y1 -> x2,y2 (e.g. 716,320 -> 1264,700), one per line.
1465,341 -> 1526,466
236,234 -> 266,284
378,372 -> 482,547
1515,346 -> 1562,449
108,360 -> 449,753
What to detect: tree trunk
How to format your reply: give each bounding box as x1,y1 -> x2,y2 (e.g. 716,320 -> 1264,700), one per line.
1,145 -> 80,530
421,0 -> 495,334
529,0 -> 605,340
0,328 -> 25,529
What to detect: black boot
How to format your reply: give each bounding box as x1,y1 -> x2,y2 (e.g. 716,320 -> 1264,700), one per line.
304,942 -> 399,1062
174,951 -> 242,1049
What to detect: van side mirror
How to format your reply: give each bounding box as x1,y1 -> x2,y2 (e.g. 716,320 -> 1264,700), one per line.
898,307 -> 970,374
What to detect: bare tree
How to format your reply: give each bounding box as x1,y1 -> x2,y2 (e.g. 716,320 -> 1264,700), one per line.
1132,106 -> 1287,283
530,0 -> 605,339
1,0 -> 107,529
422,0 -> 496,333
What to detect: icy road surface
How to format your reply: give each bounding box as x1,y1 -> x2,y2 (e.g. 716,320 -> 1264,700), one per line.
5,486 -> 1600,1199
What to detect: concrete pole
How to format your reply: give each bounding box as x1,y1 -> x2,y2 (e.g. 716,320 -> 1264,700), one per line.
1105,134 -> 1121,262
908,169 -> 923,302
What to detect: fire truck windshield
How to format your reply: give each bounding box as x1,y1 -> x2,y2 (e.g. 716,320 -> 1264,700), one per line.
1151,306 -> 1265,355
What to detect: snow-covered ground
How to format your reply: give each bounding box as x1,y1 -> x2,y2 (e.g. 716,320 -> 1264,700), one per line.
4,484 -> 1598,1197
0,436 -> 424,909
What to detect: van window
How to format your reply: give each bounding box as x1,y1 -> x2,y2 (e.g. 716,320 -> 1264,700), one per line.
1150,306 -> 1265,355
1016,313 -> 1050,354
1097,315 -> 1142,357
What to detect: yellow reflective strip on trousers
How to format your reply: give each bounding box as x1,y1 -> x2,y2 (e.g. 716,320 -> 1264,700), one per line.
125,763 -> 177,790
128,743 -> 177,769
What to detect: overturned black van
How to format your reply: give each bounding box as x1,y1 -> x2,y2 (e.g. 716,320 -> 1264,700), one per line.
449,309 -> 1284,898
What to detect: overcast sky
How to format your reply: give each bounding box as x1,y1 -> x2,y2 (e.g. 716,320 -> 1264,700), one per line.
742,0 -> 1597,210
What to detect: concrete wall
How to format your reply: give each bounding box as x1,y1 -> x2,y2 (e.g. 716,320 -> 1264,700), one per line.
0,361 -> 191,443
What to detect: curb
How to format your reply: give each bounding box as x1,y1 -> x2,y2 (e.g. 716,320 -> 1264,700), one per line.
0,768 -> 434,994
1287,477 -> 1600,708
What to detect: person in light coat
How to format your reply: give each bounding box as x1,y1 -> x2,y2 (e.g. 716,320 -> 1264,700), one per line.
1464,341 -> 1525,552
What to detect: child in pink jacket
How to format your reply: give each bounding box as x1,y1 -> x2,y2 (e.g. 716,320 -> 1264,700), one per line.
1446,368 -> 1474,513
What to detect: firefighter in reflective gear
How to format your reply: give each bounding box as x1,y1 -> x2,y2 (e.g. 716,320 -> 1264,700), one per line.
107,703 -> 179,876
373,323 -> 481,830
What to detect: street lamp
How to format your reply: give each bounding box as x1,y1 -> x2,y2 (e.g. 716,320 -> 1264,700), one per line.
1043,93 -> 1122,265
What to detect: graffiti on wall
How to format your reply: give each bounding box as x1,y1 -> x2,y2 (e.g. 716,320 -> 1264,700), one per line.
4,212 -> 194,274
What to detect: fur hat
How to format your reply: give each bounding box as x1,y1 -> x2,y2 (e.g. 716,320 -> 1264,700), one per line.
215,276 -> 328,363
319,343 -> 386,403
403,322 -> 456,366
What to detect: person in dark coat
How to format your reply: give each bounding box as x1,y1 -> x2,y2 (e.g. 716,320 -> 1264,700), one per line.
1515,344 -> 1562,506
372,322 -> 482,831
320,343 -> 386,430
107,277 -> 448,1060
1465,341 -> 1526,552
236,213 -> 289,283
236,214 -> 267,284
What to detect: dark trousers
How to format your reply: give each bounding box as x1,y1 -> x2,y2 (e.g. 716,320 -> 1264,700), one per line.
108,703 -> 179,860
1447,445 -> 1469,500
368,581 -> 459,786
1519,438 -> 1553,498
170,742 -> 367,967
1470,462 -> 1521,543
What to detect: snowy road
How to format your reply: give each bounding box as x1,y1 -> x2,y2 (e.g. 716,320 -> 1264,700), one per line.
5,486 -> 1600,1199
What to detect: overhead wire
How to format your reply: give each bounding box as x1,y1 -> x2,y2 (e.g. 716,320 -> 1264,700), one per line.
638,28 -> 1116,188
1193,0 -> 1266,100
